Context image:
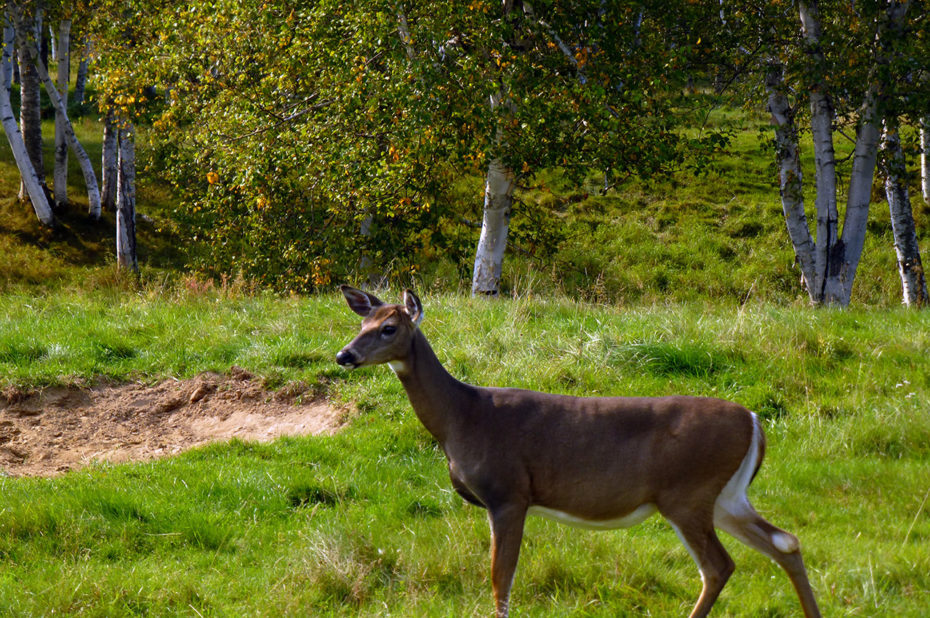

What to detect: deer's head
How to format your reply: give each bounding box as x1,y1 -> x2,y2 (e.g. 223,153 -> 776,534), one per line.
336,285 -> 423,370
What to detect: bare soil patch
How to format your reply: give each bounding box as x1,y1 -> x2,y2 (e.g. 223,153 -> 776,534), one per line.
0,368 -> 348,477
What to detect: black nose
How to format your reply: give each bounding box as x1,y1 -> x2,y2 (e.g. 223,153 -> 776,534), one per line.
336,349 -> 357,367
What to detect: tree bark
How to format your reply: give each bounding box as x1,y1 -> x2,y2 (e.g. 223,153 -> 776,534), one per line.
834,0 -> 911,304
836,84 -> 883,304
15,3 -> 44,202
116,123 -> 137,271
1,18 -> 53,225
921,117 -> 930,205
765,60 -> 816,290
53,18 -> 70,208
11,3 -> 101,219
73,38 -> 87,103
471,3 -> 522,297
472,156 -> 514,296
882,118 -> 928,307
101,109 -> 118,210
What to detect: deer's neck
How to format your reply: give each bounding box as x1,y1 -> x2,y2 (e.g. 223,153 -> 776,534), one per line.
392,329 -> 470,444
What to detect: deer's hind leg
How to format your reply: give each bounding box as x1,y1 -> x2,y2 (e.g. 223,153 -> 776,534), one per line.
714,496 -> 821,618
662,506 -> 735,618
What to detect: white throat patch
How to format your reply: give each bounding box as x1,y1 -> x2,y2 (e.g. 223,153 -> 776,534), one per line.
388,360 -> 409,375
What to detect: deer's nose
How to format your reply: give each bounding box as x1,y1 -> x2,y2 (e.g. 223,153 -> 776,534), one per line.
336,348 -> 358,367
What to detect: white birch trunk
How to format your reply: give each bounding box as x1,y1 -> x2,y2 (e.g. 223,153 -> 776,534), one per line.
835,88 -> 883,304
472,157 -> 514,296
787,0 -> 905,306
101,109 -> 118,210
396,8 -> 415,60
11,3 -> 101,219
0,18 -> 53,225
798,0 -> 842,302
765,60 -> 816,291
53,18 -> 70,208
830,1 -> 910,305
15,4 -> 43,201
116,124 -> 137,271
882,119 -> 928,306
921,117 -> 930,205
0,21 -> 9,86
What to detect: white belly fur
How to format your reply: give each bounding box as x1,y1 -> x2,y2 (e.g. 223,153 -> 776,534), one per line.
528,503 -> 657,530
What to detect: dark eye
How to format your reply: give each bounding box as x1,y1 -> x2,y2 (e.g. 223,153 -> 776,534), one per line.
381,325 -> 397,337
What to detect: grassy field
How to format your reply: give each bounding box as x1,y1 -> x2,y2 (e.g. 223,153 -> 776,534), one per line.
1,290 -> 929,616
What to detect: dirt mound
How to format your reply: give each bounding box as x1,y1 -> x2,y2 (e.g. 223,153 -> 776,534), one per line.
0,369 -> 348,477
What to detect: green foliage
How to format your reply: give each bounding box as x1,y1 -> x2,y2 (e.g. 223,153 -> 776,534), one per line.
84,0 -> 728,292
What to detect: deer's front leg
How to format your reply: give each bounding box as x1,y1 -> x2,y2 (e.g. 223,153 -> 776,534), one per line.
488,504 -> 527,618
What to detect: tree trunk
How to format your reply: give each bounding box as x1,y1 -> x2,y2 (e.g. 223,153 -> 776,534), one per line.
835,85 -> 883,304
73,38 -> 87,104
101,109 -> 118,210
36,5 -> 46,70
798,0 -> 846,304
53,18 -> 70,208
781,0 -> 901,306
921,117 -> 930,205
765,60 -> 816,290
116,123 -> 137,271
472,157 -> 514,296
832,0 -> 911,304
882,118 -> 928,307
15,3 -> 44,201
11,3 -> 101,219
1,18 -> 53,225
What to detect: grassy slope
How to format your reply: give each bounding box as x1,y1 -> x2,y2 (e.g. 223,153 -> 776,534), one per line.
502,107 -> 930,306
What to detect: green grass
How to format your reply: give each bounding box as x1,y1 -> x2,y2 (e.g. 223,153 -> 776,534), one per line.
0,290 -> 928,616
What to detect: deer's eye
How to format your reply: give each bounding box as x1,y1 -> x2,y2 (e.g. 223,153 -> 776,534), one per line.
381,325 -> 397,337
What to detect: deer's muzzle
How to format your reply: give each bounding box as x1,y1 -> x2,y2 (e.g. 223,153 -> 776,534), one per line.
336,348 -> 359,368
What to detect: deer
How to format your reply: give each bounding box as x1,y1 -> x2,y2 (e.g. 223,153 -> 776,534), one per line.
335,285 -> 821,618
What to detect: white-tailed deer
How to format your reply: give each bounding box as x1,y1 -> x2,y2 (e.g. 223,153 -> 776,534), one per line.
336,286 -> 821,618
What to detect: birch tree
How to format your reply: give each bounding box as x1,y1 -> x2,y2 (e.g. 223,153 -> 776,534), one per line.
14,2 -> 44,203
101,109 -> 117,210
53,16 -> 70,207
10,1 -> 101,219
0,13 -> 53,225
86,0 -> 699,293
73,37 -> 87,103
115,122 -> 137,271
881,118 -> 928,306
922,118 -> 930,204
761,0 -> 911,306
471,0 -> 518,297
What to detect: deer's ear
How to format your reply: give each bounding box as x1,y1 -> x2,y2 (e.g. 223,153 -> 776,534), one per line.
341,285 -> 383,317
403,289 -> 423,326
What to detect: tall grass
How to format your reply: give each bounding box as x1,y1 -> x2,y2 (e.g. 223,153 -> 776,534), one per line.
0,290 -> 928,615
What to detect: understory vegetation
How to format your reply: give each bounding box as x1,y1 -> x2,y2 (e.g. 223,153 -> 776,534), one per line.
3,104 -> 929,306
